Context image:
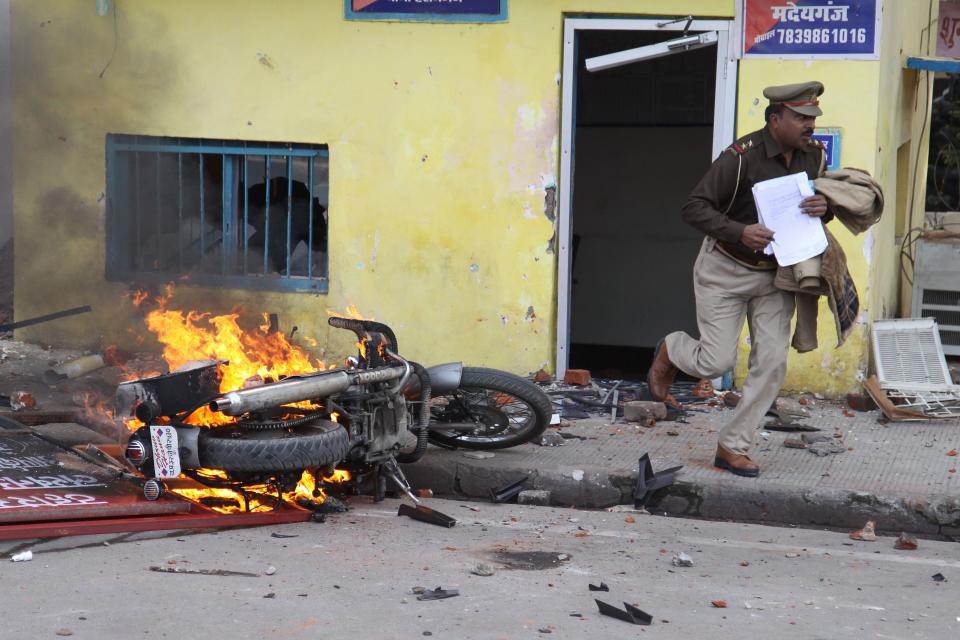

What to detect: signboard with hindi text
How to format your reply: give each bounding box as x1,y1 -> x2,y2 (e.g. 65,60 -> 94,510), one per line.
0,430 -> 187,523
740,0 -> 881,59
937,1 -> 960,58
346,0 -> 508,23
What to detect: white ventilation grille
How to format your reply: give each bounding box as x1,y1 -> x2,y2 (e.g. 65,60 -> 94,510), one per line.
871,318 -> 952,387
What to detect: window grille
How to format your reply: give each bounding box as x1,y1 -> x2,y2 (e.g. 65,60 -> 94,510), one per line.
106,135 -> 329,292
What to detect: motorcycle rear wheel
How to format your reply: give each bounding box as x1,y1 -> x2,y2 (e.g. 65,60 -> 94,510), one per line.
197,420 -> 349,473
427,367 -> 551,450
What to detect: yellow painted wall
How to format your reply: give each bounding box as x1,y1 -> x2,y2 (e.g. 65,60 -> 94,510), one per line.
734,0 -> 934,396
9,0 -> 930,394
10,0 -> 732,373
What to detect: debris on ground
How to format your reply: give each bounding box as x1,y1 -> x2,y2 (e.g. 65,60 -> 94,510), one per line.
588,582 -> 609,592
563,369 -> 591,386
711,600 -> 728,608
11,550 -> 33,562
783,438 -> 807,449
535,431 -> 565,447
849,520 -> 877,541
463,451 -> 494,460
489,476 -> 529,503
470,563 -> 495,577
297,494 -> 349,513
932,573 -> 948,582
398,503 -> 457,528
9,391 -> 36,411
808,439 -> 846,457
723,391 -> 740,407
148,566 -> 259,577
415,587 -> 460,601
894,533 -> 918,550
605,505 -> 649,514
692,379 -> 715,398
594,600 -> 652,625
533,369 -> 552,383
623,401 -> 667,423
671,552 -> 693,567
635,453 -> 683,509
846,392 -> 877,412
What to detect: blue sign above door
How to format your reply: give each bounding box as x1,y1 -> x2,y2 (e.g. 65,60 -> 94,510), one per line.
345,0 -> 508,23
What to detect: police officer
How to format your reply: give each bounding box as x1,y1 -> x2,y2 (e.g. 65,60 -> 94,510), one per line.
647,81 -> 831,478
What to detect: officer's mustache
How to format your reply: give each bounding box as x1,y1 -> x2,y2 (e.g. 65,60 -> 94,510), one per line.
802,128 -> 814,137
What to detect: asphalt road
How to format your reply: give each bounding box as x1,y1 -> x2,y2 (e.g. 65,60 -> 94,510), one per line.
1,499 -> 957,639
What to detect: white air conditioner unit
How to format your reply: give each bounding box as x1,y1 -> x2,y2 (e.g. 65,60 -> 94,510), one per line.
911,238 -> 960,356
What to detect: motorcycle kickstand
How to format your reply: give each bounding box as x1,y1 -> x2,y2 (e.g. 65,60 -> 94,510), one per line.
379,457 -> 421,505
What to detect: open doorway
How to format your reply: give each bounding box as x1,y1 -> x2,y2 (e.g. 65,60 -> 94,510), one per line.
556,18 -> 737,380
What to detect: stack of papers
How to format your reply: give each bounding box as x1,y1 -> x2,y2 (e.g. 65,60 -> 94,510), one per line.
751,172 -> 827,267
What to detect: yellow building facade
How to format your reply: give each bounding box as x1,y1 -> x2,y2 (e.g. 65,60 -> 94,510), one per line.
7,1 -> 934,396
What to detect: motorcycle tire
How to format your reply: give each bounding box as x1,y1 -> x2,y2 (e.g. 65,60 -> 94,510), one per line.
197,420 -> 349,473
427,367 -> 552,450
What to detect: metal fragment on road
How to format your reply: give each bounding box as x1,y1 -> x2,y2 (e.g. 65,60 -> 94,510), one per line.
594,600 -> 652,625
489,476 -> 530,503
398,503 -> 457,528
416,587 -> 460,601
634,453 -> 682,508
588,581 -> 609,592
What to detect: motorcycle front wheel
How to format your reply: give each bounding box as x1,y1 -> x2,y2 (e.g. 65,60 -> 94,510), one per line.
427,367 -> 551,450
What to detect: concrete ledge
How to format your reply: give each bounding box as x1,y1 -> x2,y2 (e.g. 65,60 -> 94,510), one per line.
403,451 -> 960,536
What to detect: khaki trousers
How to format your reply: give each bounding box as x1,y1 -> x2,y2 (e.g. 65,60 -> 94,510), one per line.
665,239 -> 795,455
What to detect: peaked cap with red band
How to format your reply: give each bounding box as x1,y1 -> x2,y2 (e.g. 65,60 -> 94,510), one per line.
762,81 -> 824,117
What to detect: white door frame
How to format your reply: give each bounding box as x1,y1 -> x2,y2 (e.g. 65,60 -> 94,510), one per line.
555,17 -> 739,378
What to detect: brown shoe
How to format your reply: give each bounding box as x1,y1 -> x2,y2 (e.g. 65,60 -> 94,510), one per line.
647,339 -> 678,402
714,445 -> 760,478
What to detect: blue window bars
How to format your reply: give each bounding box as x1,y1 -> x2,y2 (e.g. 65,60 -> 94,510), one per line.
106,135 -> 329,292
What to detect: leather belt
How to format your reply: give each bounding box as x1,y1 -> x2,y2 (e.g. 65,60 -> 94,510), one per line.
716,240 -> 778,270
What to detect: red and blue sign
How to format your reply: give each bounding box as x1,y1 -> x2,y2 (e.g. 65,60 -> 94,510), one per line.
346,0 -> 508,22
741,0 -> 881,59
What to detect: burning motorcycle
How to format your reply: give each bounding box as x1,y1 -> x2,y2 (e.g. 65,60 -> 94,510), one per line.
118,317 -> 551,506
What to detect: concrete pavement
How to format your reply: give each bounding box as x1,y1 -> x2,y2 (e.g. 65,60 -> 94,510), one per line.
402,398 -> 960,537
1,498 -> 957,639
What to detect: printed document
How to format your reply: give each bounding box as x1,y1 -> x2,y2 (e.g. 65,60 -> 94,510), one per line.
751,172 -> 827,267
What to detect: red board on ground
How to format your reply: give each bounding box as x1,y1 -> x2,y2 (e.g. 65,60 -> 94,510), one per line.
0,428 -> 312,539
0,429 -> 189,523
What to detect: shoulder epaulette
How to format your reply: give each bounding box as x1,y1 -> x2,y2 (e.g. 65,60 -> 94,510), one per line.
725,138 -> 755,156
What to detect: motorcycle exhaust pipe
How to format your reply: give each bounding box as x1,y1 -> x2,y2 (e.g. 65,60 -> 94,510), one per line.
209,366 -> 407,416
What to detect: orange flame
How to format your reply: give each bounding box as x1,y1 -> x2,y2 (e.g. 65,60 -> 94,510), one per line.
131,288 -> 324,425
170,469 -> 352,514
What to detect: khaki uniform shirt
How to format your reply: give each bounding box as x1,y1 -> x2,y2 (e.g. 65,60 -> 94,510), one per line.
682,126 -> 828,251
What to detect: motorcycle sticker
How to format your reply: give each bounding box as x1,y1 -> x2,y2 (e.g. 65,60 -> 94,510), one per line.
150,426 -> 181,479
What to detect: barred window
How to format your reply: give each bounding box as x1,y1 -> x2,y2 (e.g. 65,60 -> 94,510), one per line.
106,135 -> 329,292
